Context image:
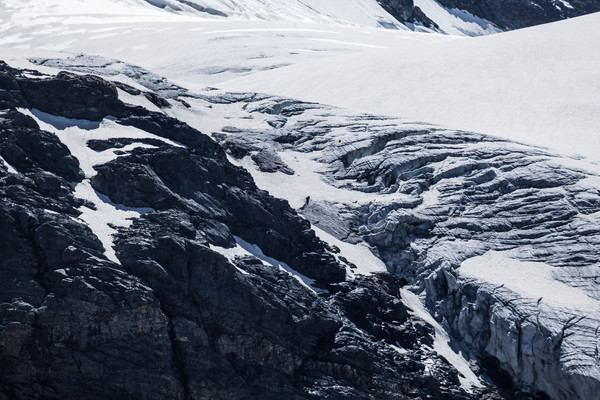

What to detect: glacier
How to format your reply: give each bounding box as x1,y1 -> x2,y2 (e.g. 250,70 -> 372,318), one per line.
1,0 -> 599,399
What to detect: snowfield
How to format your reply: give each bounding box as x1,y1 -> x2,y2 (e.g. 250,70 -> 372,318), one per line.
459,251 -> 600,310
223,12 -> 600,159
1,0 -> 598,160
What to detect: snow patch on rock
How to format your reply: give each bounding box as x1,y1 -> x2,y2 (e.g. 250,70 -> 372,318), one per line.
20,107 -> 170,264
0,155 -> 18,174
414,0 -> 501,36
401,288 -> 483,390
234,236 -> 324,294
312,225 -> 387,276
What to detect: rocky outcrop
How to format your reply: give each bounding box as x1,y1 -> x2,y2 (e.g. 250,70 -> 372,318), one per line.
18,71 -> 132,121
251,149 -> 295,175
0,61 -> 502,399
435,0 -> 600,30
377,0 -> 415,22
377,0 -> 438,28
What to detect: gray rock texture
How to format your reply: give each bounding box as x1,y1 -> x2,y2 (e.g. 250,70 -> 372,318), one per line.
377,0 -> 439,28
377,0 -> 416,21
6,52 -> 600,399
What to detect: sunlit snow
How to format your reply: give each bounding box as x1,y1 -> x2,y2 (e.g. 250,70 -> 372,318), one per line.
312,226 -> 387,276
0,155 -> 18,174
459,251 -> 600,310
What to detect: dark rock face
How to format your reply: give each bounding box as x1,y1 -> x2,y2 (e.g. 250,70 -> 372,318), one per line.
378,0 -> 598,31
0,110 -> 82,183
0,61 -> 501,400
35,51 -> 596,398
375,1 -> 438,28
90,121 -> 344,284
435,0 -> 600,30
377,0 -> 415,22
251,149 -> 295,175
18,71 -> 132,121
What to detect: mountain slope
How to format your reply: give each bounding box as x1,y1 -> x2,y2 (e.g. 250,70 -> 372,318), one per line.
221,12 -> 600,160
1,1 -> 600,400
133,0 -> 600,34
0,58 -> 508,400
3,48 -> 600,399
134,0 -> 403,27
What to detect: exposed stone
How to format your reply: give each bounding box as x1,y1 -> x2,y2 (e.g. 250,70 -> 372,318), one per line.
251,149 -> 295,175
377,0 -> 415,22
0,61 -> 502,400
215,93 -> 600,400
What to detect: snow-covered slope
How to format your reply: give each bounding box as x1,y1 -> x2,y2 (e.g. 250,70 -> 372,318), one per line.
133,0 -> 404,27
222,12 -> 600,159
135,0 -> 501,35
2,0 -> 597,160
0,0 -> 404,29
